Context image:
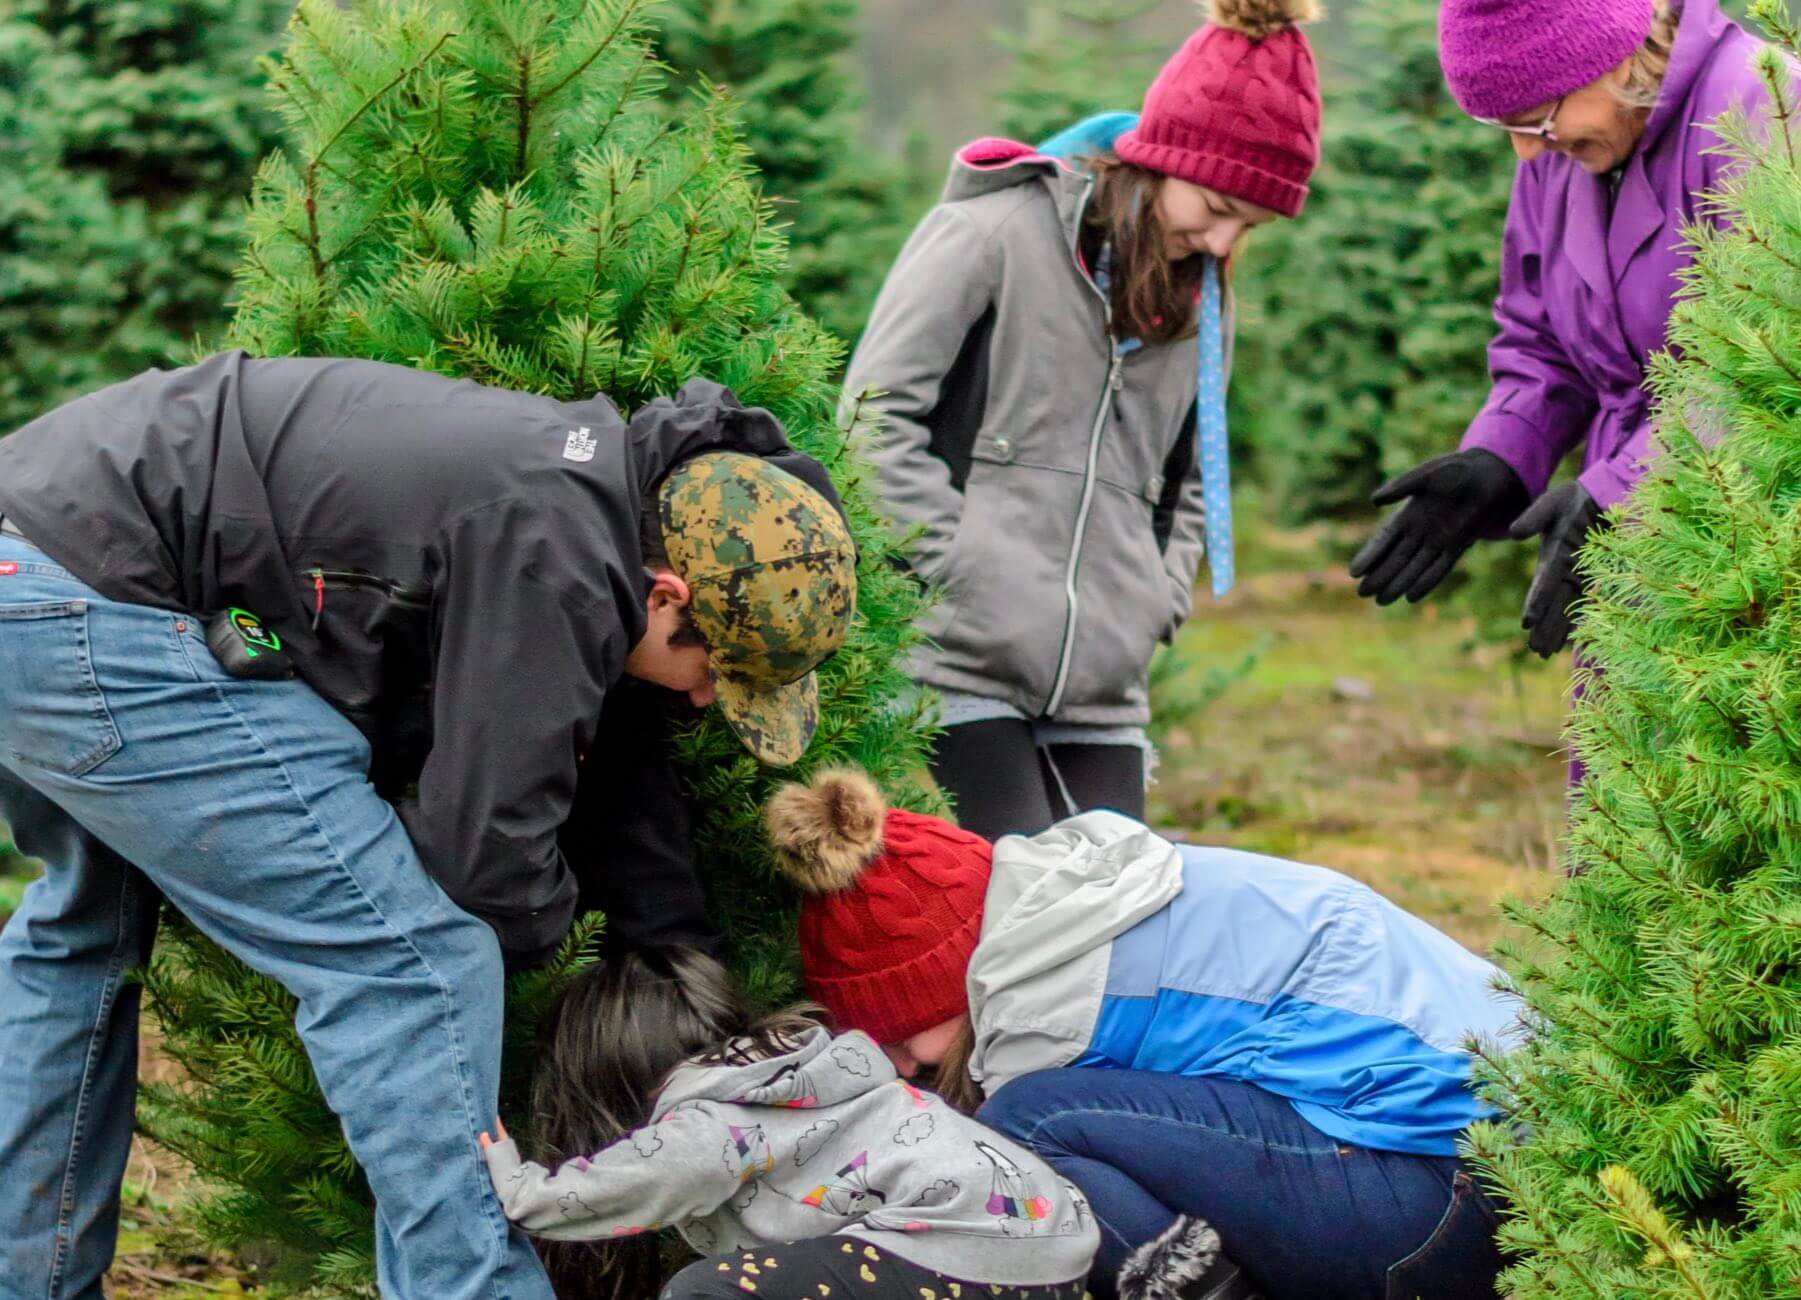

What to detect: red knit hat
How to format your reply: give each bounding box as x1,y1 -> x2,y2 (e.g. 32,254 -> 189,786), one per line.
1116,0 -> 1323,219
766,769 -> 991,1045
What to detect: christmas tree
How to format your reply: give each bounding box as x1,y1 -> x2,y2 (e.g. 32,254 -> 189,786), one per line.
0,0 -> 287,435
994,0 -> 1171,146
138,0 -> 936,1288
1465,8 -> 1801,1292
1230,0 -> 1532,646
655,0 -> 915,345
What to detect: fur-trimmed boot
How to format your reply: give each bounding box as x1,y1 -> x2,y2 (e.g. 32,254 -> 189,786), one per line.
1117,1216 -> 1262,1300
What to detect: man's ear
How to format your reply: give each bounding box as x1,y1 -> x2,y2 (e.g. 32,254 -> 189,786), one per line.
645,568 -> 693,612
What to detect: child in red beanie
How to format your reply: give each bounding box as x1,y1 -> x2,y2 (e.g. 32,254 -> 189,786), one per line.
844,0 -> 1321,847
766,769 -> 1520,1300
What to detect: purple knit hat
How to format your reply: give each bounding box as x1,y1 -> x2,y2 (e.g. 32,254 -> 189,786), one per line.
1439,0 -> 1656,120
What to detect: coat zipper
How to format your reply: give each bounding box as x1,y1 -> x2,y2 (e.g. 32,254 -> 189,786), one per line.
308,567 -> 431,632
1043,180 -> 1127,717
1044,350 -> 1125,716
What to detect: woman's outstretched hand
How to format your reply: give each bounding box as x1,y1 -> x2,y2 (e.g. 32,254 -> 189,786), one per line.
479,1117 -> 510,1149
1350,449 -> 1528,605
1509,482 -> 1603,658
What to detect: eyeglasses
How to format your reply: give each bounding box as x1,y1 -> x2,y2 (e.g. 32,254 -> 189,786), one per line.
1473,96 -> 1565,142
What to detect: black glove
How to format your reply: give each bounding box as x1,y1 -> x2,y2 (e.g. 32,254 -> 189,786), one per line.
1350,449 -> 1528,606
1509,482 -> 1603,658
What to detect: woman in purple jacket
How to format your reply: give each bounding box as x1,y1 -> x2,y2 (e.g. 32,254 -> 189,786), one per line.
1351,0 -> 1770,658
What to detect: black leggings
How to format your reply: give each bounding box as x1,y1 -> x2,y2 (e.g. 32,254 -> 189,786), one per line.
661,1237 -> 1089,1299
929,718 -> 1145,842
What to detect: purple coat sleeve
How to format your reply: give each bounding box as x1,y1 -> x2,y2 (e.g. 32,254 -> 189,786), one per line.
1460,164 -> 1598,500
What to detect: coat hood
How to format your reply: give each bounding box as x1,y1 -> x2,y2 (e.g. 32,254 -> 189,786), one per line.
941,111 -> 1139,215
965,812 -> 1185,1088
651,1025 -> 896,1119
1640,0 -> 1743,158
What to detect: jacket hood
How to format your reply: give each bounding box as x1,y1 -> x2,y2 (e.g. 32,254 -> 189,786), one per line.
940,114 -> 1136,282
651,1025 -> 896,1118
942,111 -> 1140,208
1640,0 -> 1741,156
967,812 -> 1184,1028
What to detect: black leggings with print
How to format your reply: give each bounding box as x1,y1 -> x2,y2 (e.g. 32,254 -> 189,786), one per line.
662,1237 -> 1090,1299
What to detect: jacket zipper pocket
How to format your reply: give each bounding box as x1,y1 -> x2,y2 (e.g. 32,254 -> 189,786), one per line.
308,568 -> 432,632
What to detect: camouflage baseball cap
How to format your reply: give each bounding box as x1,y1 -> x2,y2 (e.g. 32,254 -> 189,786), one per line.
658,452 -> 858,766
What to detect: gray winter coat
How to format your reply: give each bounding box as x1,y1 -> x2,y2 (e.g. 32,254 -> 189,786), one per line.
484,1026 -> 1098,1285
845,137 -> 1211,725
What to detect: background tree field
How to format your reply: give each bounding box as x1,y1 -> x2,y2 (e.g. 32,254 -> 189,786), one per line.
10,0 -> 1787,1295
0,0 -> 289,433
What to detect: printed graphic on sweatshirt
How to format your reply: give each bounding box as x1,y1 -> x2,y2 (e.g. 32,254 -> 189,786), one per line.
684,1220 -> 717,1253
800,1150 -> 888,1216
977,1140 -> 1054,1235
896,1079 -> 933,1109
723,1124 -> 775,1183
632,1129 -> 664,1158
735,1060 -> 819,1108
892,1113 -> 935,1146
830,1043 -> 874,1077
794,1119 -> 841,1167
1056,1179 -> 1092,1235
906,1177 -> 960,1209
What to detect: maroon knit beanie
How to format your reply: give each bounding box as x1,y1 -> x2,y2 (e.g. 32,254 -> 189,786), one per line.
1116,0 -> 1324,219
766,769 -> 991,1045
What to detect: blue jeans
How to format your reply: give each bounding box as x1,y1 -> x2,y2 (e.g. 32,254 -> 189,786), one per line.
0,537 -> 554,1300
979,1070 -> 1506,1300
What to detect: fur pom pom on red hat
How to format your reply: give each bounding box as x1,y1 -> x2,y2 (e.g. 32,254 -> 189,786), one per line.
766,769 -> 992,1045
1116,0 -> 1323,218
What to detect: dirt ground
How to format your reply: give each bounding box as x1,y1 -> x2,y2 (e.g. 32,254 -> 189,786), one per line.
1,520 -> 1571,1296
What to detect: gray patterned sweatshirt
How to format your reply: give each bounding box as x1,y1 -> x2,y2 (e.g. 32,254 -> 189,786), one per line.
483,1027 -> 1097,1285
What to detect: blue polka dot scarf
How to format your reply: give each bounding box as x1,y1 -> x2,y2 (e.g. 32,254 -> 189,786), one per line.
1197,255 -> 1234,597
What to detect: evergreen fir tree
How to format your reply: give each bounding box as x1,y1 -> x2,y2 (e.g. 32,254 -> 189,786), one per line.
1465,9 -> 1801,1292
138,0 -> 936,1288
993,0 -> 1170,146
0,0 -> 287,435
1230,0 -> 1531,646
654,0 -> 915,344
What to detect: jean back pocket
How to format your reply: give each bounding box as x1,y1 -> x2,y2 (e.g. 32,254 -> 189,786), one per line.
0,601 -> 123,777
1386,1170 -> 1507,1300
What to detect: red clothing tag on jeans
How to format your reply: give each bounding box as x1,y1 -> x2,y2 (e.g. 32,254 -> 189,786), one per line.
0,562 -> 17,576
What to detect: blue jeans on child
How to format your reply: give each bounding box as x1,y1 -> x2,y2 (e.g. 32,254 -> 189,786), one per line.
0,537 -> 555,1300
980,1069 -> 1506,1300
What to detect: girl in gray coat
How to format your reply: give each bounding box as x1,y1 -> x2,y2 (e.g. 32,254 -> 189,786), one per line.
845,0 -> 1322,839
480,947 -> 1096,1299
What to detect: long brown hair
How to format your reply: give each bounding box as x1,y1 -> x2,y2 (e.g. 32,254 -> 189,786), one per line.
929,1018 -> 985,1115
1080,153 -> 1208,346
528,947 -> 823,1299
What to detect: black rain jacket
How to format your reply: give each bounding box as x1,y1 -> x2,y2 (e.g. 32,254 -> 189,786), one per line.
0,351 -> 835,962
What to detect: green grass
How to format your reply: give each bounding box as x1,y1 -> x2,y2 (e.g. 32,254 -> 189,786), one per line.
1149,511 -> 1569,953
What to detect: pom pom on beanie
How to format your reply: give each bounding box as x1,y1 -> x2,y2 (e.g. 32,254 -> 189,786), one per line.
1208,0 -> 1322,42
766,767 -> 888,894
764,769 -> 993,1045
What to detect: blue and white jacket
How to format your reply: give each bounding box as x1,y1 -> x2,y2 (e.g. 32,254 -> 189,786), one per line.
964,814 -> 1524,1157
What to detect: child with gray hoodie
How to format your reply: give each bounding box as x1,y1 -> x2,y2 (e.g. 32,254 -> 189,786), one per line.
480,947 -> 1097,1299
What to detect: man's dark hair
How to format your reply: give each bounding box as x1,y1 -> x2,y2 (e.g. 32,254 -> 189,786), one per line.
640,497 -> 707,648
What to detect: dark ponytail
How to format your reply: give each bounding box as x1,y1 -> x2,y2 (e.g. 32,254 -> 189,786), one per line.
527,947 -> 822,1297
